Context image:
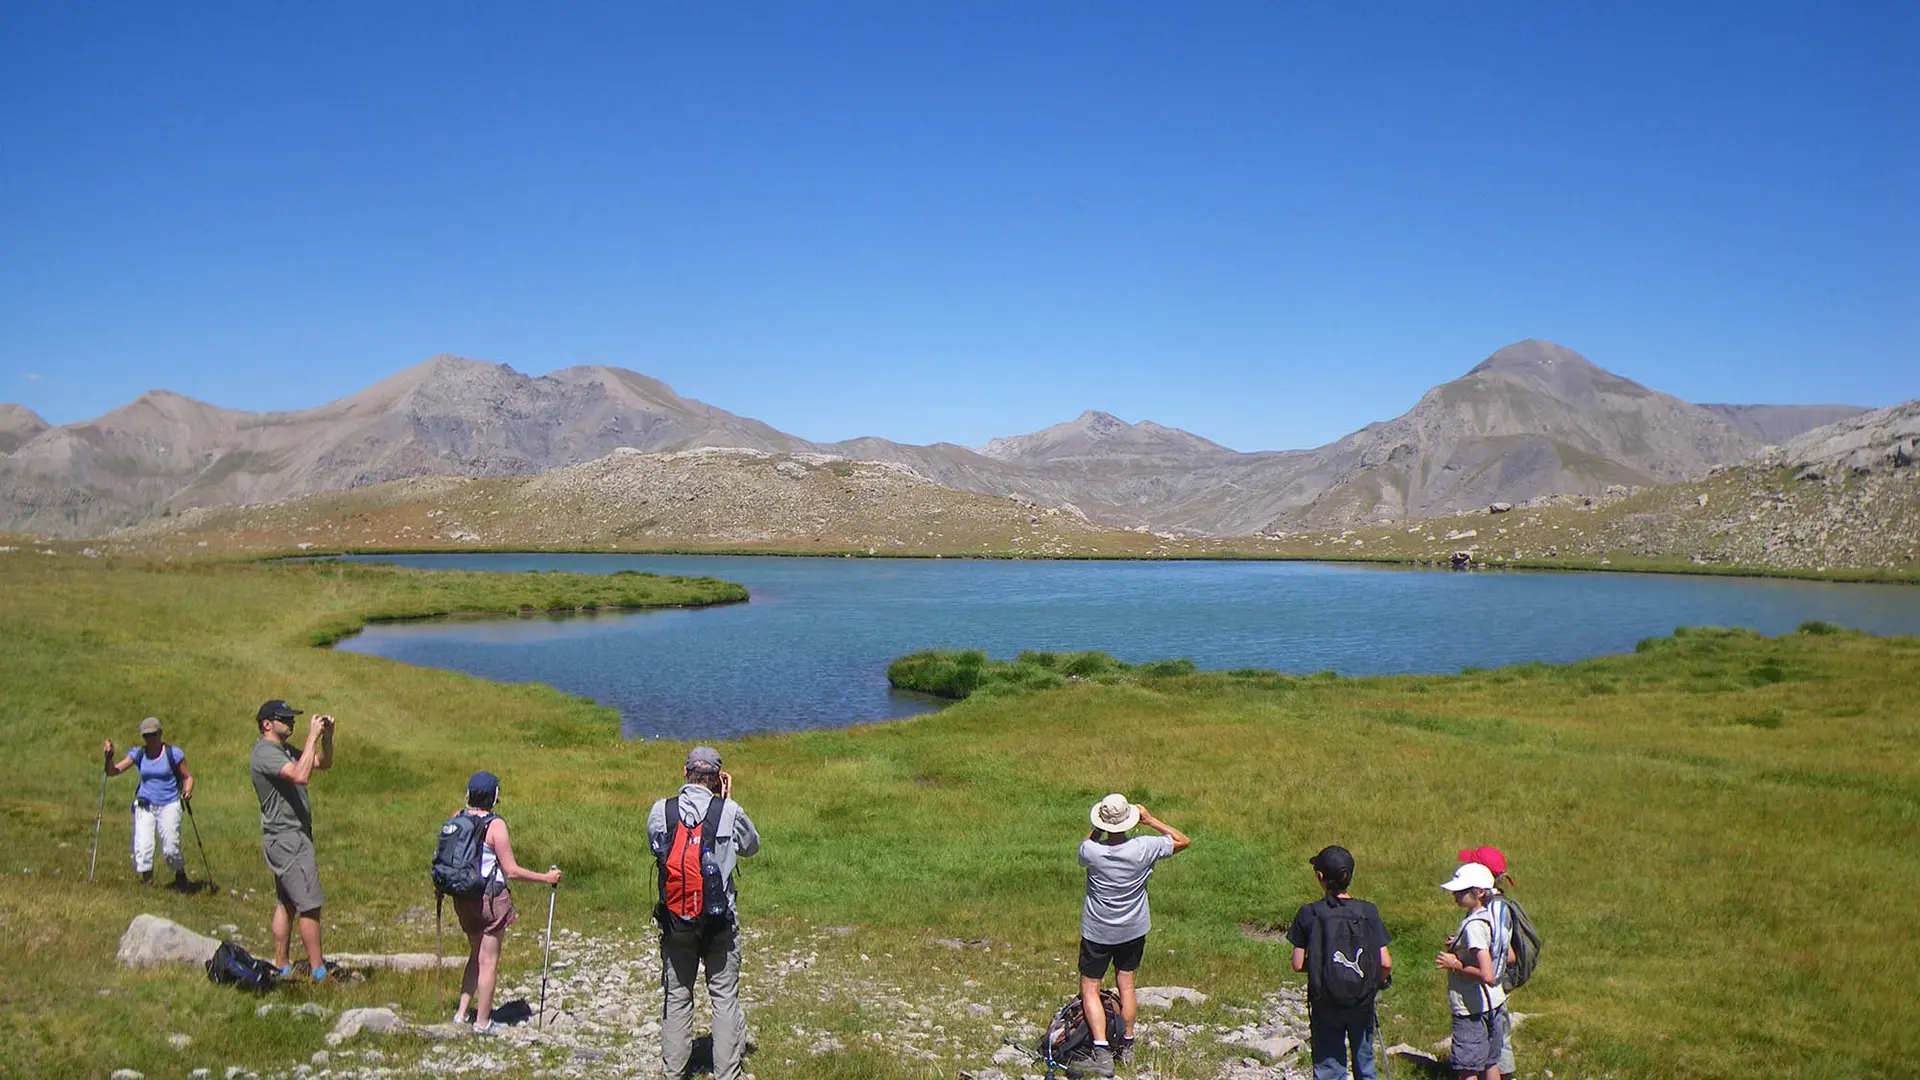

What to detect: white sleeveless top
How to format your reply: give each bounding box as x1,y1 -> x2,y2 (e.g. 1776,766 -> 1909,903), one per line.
468,811 -> 502,888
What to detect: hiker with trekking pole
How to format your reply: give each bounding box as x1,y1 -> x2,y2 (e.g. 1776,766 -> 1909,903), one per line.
102,717 -> 196,888
429,771 -> 562,1035
648,746 -> 760,1080
1288,845 -> 1394,1080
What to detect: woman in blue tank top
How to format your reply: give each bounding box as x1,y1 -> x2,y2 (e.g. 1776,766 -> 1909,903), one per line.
103,716 -> 195,887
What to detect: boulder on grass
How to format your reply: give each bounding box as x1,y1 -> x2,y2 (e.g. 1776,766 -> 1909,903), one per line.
117,914 -> 219,967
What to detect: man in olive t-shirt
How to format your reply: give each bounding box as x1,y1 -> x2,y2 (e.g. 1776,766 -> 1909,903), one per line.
250,699 -> 333,980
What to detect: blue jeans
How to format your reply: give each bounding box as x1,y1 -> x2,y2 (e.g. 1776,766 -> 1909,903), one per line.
1310,1002 -> 1377,1080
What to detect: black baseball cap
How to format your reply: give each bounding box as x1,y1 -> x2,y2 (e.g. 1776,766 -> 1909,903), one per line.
256,700 -> 302,723
1310,845 -> 1356,877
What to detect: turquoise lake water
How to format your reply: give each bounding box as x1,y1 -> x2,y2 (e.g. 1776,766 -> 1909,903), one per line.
331,554 -> 1920,739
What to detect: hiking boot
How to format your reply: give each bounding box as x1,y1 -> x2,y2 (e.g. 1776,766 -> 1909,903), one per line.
171,870 -> 192,890
1113,1032 -> 1135,1061
1085,1045 -> 1115,1078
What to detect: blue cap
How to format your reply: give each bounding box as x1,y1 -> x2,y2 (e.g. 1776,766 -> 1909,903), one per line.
467,771 -> 500,796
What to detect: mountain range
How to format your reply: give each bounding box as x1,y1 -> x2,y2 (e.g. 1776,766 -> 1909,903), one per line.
0,341 -> 1873,538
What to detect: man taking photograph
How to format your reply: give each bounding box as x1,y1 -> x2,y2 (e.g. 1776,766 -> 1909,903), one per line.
249,699 -> 334,981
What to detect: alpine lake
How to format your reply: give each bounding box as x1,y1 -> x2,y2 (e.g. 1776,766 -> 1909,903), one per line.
328,554 -> 1920,739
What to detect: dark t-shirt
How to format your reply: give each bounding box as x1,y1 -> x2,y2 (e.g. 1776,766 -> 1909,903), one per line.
1288,896 -> 1393,1003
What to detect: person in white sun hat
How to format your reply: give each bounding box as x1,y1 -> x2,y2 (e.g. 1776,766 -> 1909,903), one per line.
1435,861 -> 1508,1079
1074,793 -> 1190,1077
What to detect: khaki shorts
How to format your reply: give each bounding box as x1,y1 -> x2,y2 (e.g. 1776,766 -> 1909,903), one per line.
262,831 -> 325,914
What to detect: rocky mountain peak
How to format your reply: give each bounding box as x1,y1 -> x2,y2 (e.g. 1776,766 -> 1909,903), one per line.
1075,410 -> 1130,437
0,404 -> 50,454
1466,339 -> 1598,377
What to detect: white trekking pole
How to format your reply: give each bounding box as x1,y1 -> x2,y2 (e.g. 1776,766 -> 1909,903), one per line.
537,867 -> 559,1028
87,764 -> 109,882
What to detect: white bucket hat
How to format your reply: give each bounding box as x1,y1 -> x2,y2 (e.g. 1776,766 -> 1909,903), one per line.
1089,793 -> 1140,834
1440,862 -> 1497,892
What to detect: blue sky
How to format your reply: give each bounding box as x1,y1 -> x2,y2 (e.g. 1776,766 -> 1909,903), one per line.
2,3 -> 1914,451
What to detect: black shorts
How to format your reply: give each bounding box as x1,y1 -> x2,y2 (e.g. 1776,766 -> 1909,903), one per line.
1078,935 -> 1146,979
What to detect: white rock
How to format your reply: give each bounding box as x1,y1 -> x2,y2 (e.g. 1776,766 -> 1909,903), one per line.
167,1032 -> 193,1050
190,1070 -> 210,1079
326,1006 -> 405,1045
110,1070 -> 144,1080
1133,985 -> 1208,1008
116,914 -> 219,967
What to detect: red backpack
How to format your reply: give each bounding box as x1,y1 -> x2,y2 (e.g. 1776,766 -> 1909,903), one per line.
656,795 -> 730,930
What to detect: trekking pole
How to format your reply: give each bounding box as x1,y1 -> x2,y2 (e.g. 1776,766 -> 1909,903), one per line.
434,891 -> 445,1020
87,763 -> 109,883
182,797 -> 216,890
537,867 -> 558,1028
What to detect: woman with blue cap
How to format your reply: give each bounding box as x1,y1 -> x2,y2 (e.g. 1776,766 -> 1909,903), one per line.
450,770 -> 562,1034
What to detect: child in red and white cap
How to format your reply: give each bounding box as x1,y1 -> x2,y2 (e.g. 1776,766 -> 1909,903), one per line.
1458,846 -> 1516,1077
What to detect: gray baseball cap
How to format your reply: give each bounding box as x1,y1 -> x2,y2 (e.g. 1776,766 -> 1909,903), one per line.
138,717 -> 162,735
685,746 -> 722,771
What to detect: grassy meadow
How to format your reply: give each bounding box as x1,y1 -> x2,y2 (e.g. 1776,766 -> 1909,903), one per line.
1,551 -> 1917,1079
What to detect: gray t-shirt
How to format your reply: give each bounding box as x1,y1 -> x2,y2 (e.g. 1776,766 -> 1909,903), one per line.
1078,834 -> 1176,944
250,738 -> 311,836
1448,908 -> 1507,1016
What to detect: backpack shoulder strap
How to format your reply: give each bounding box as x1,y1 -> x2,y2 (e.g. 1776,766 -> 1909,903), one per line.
477,812 -> 501,888
661,797 -> 681,854
700,795 -> 727,854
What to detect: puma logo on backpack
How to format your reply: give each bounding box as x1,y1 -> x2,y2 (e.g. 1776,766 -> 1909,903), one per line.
1308,901 -> 1382,1008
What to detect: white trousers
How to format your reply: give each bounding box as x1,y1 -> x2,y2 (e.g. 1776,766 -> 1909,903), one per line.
132,799 -> 185,874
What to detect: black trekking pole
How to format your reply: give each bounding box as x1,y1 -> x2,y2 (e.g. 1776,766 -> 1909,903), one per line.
537,867 -> 559,1028
87,764 -> 109,883
182,797 -> 216,891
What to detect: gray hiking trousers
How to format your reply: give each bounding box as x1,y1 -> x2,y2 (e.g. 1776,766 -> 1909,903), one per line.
660,922 -> 744,1080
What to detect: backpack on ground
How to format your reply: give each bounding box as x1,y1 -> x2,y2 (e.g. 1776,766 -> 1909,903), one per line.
1496,894 -> 1542,991
205,940 -> 279,993
430,811 -> 498,898
655,795 -> 731,932
1038,988 -> 1125,1069
1306,898 -> 1383,1008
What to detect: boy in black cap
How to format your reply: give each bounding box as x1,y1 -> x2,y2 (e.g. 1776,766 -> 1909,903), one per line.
1287,845 -> 1394,1080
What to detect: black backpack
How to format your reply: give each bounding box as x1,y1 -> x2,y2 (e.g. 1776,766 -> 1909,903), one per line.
205,940 -> 279,993
1039,988 -> 1124,1067
430,811 -> 498,897
1305,898 -> 1383,1008
1494,894 -> 1542,991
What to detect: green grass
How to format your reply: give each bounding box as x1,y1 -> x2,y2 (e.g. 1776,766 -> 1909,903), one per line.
2,553 -> 1918,1078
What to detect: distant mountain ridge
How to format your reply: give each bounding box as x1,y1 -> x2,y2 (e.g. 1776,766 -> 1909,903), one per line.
0,405 -> 49,454
0,341 -> 1877,537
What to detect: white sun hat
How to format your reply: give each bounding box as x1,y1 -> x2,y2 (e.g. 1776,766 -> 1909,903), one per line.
1440,862 -> 1497,892
1089,793 -> 1140,834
